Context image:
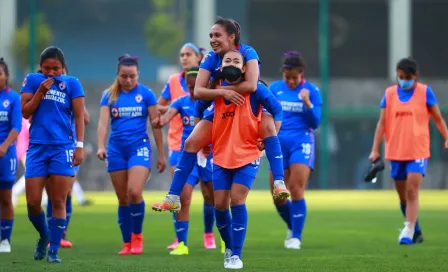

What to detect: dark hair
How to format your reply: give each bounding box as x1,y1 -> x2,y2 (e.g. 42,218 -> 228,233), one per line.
282,51 -> 306,72
64,64 -> 69,75
214,17 -> 241,45
396,57 -> 418,76
0,57 -> 10,87
108,54 -> 139,103
186,66 -> 199,77
40,46 -> 66,67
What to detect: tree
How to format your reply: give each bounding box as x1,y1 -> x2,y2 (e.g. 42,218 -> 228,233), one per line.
13,14 -> 53,73
144,0 -> 186,61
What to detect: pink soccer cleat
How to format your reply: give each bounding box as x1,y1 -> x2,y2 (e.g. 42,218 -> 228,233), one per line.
130,233 -> 143,255
118,243 -> 132,256
167,238 -> 179,250
203,233 -> 216,249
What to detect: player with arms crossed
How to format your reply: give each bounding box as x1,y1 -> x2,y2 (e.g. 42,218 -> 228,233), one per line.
369,57 -> 448,245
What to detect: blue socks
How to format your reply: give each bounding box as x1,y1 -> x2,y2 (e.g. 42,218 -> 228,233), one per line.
203,203 -> 215,233
400,203 -> 421,233
28,211 -> 48,238
276,200 -> 292,230
291,199 -> 307,240
215,208 -> 233,250
130,201 -> 145,234
49,218 -> 66,252
66,196 -> 72,233
264,136 -> 284,181
46,199 -> 53,228
175,221 -> 189,245
0,219 -> 14,242
118,205 -> 131,243
172,212 -> 177,237
231,204 -> 248,259
168,151 -> 197,195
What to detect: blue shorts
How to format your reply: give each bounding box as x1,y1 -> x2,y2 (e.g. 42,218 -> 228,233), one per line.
212,158 -> 261,190
203,110 -> 214,122
169,150 -> 181,167
278,132 -> 315,169
186,158 -> 213,186
107,138 -> 152,172
0,145 -> 18,189
73,166 -> 80,175
25,143 -> 76,178
390,159 -> 428,181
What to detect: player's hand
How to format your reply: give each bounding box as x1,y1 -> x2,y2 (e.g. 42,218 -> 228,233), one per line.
257,138 -> 265,151
157,155 -> 166,173
299,88 -> 311,104
0,143 -> 7,158
444,139 -> 448,149
151,111 -> 162,128
222,90 -> 244,106
72,147 -> 84,166
202,146 -> 211,158
37,78 -> 54,94
97,147 -> 107,161
369,150 -> 380,162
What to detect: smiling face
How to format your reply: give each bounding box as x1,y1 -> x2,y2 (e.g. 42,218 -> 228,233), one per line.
209,24 -> 235,55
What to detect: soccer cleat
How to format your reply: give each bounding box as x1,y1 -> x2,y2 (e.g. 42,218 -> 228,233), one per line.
285,238 -> 301,249
118,243 -> 132,256
399,222 -> 414,245
34,235 -> 49,260
204,233 -> 216,249
47,250 -> 62,263
60,233 -> 73,248
413,231 -> 424,244
152,194 -> 181,213
169,242 -> 189,256
226,255 -> 243,269
273,180 -> 290,200
284,229 -> 292,248
223,248 -> 232,268
221,239 -> 225,254
0,239 -> 11,253
130,233 -> 143,255
167,238 -> 179,250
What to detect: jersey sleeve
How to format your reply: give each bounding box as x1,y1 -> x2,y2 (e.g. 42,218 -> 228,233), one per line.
160,81 -> 171,100
145,88 -> 158,107
69,78 -> 85,99
100,90 -> 110,107
244,47 -> 260,63
170,97 -> 183,113
20,74 -> 37,94
310,85 -> 323,106
199,52 -> 218,72
253,85 -> 283,121
380,94 -> 386,108
10,94 -> 23,133
426,86 -> 438,106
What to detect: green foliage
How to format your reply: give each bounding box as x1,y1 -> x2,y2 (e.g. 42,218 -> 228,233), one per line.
13,14 -> 53,72
144,0 -> 184,59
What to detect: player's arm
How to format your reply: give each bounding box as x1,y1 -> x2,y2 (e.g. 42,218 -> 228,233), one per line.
370,109 -> 385,160
193,100 -> 213,125
72,97 -> 85,144
97,106 -> 109,159
302,88 -> 322,129
429,105 -> 448,141
158,81 -> 172,114
160,107 -> 179,127
83,106 -> 90,125
194,69 -> 244,105
148,104 -> 166,172
220,59 -> 259,94
0,97 -> 22,154
256,86 -> 283,132
21,77 -> 54,119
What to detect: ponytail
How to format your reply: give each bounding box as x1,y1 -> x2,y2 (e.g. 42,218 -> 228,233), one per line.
107,79 -> 120,104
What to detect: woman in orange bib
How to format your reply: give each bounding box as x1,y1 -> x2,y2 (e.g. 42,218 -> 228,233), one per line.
369,57 -> 448,245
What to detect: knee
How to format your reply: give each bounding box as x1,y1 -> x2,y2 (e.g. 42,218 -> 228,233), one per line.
184,137 -> 201,152
230,194 -> 245,207
27,203 -> 41,215
180,195 -> 192,208
127,188 -> 142,204
260,114 -> 276,138
405,186 -> 419,201
215,202 -> 228,211
51,198 -> 66,211
289,182 -> 305,200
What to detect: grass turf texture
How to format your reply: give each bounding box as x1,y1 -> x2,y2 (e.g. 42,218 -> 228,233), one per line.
1,190 -> 447,272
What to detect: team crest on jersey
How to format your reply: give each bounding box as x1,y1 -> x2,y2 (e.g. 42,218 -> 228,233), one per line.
22,78 -> 27,87
111,107 -> 119,117
2,100 -> 10,108
201,54 -> 210,64
59,81 -> 66,90
135,94 -> 143,103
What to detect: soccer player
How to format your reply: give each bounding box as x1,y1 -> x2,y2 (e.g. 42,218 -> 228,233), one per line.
158,43 -> 205,250
0,58 -> 22,253
46,66 -> 91,248
204,50 -> 283,269
369,57 -> 448,245
97,54 -> 166,255
152,17 -> 289,212
157,67 -> 215,255
20,46 -> 85,263
269,52 -> 322,250
11,118 -> 30,207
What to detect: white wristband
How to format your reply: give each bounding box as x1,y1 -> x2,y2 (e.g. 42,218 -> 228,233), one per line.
76,141 -> 84,148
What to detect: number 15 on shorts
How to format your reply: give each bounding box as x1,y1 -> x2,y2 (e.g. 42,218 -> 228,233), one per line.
66,149 -> 74,163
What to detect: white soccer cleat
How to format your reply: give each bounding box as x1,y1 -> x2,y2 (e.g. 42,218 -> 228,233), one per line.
0,240 -> 11,253
223,248 -> 232,268
226,255 -> 243,269
284,229 -> 292,248
285,238 -> 301,249
399,222 -> 414,245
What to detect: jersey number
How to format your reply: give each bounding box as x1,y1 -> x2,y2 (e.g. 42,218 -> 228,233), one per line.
10,158 -> 16,172
66,149 -> 74,163
301,143 -> 311,155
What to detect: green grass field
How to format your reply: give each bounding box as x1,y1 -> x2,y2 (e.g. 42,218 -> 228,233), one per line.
1,190 -> 447,272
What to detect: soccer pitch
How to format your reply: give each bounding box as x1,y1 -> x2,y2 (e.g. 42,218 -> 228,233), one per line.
1,190 -> 447,272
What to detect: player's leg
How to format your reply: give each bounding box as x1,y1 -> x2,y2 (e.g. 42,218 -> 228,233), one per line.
167,149 -> 181,250
0,147 -> 17,253
269,169 -> 292,247
259,112 -> 289,199
12,160 -> 26,207
25,144 -> 50,260
398,159 -> 427,245
200,170 -> 216,250
213,164 -> 232,268
170,181 -> 195,256
153,119 -> 212,212
72,180 -> 91,206
59,176 -> 76,248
